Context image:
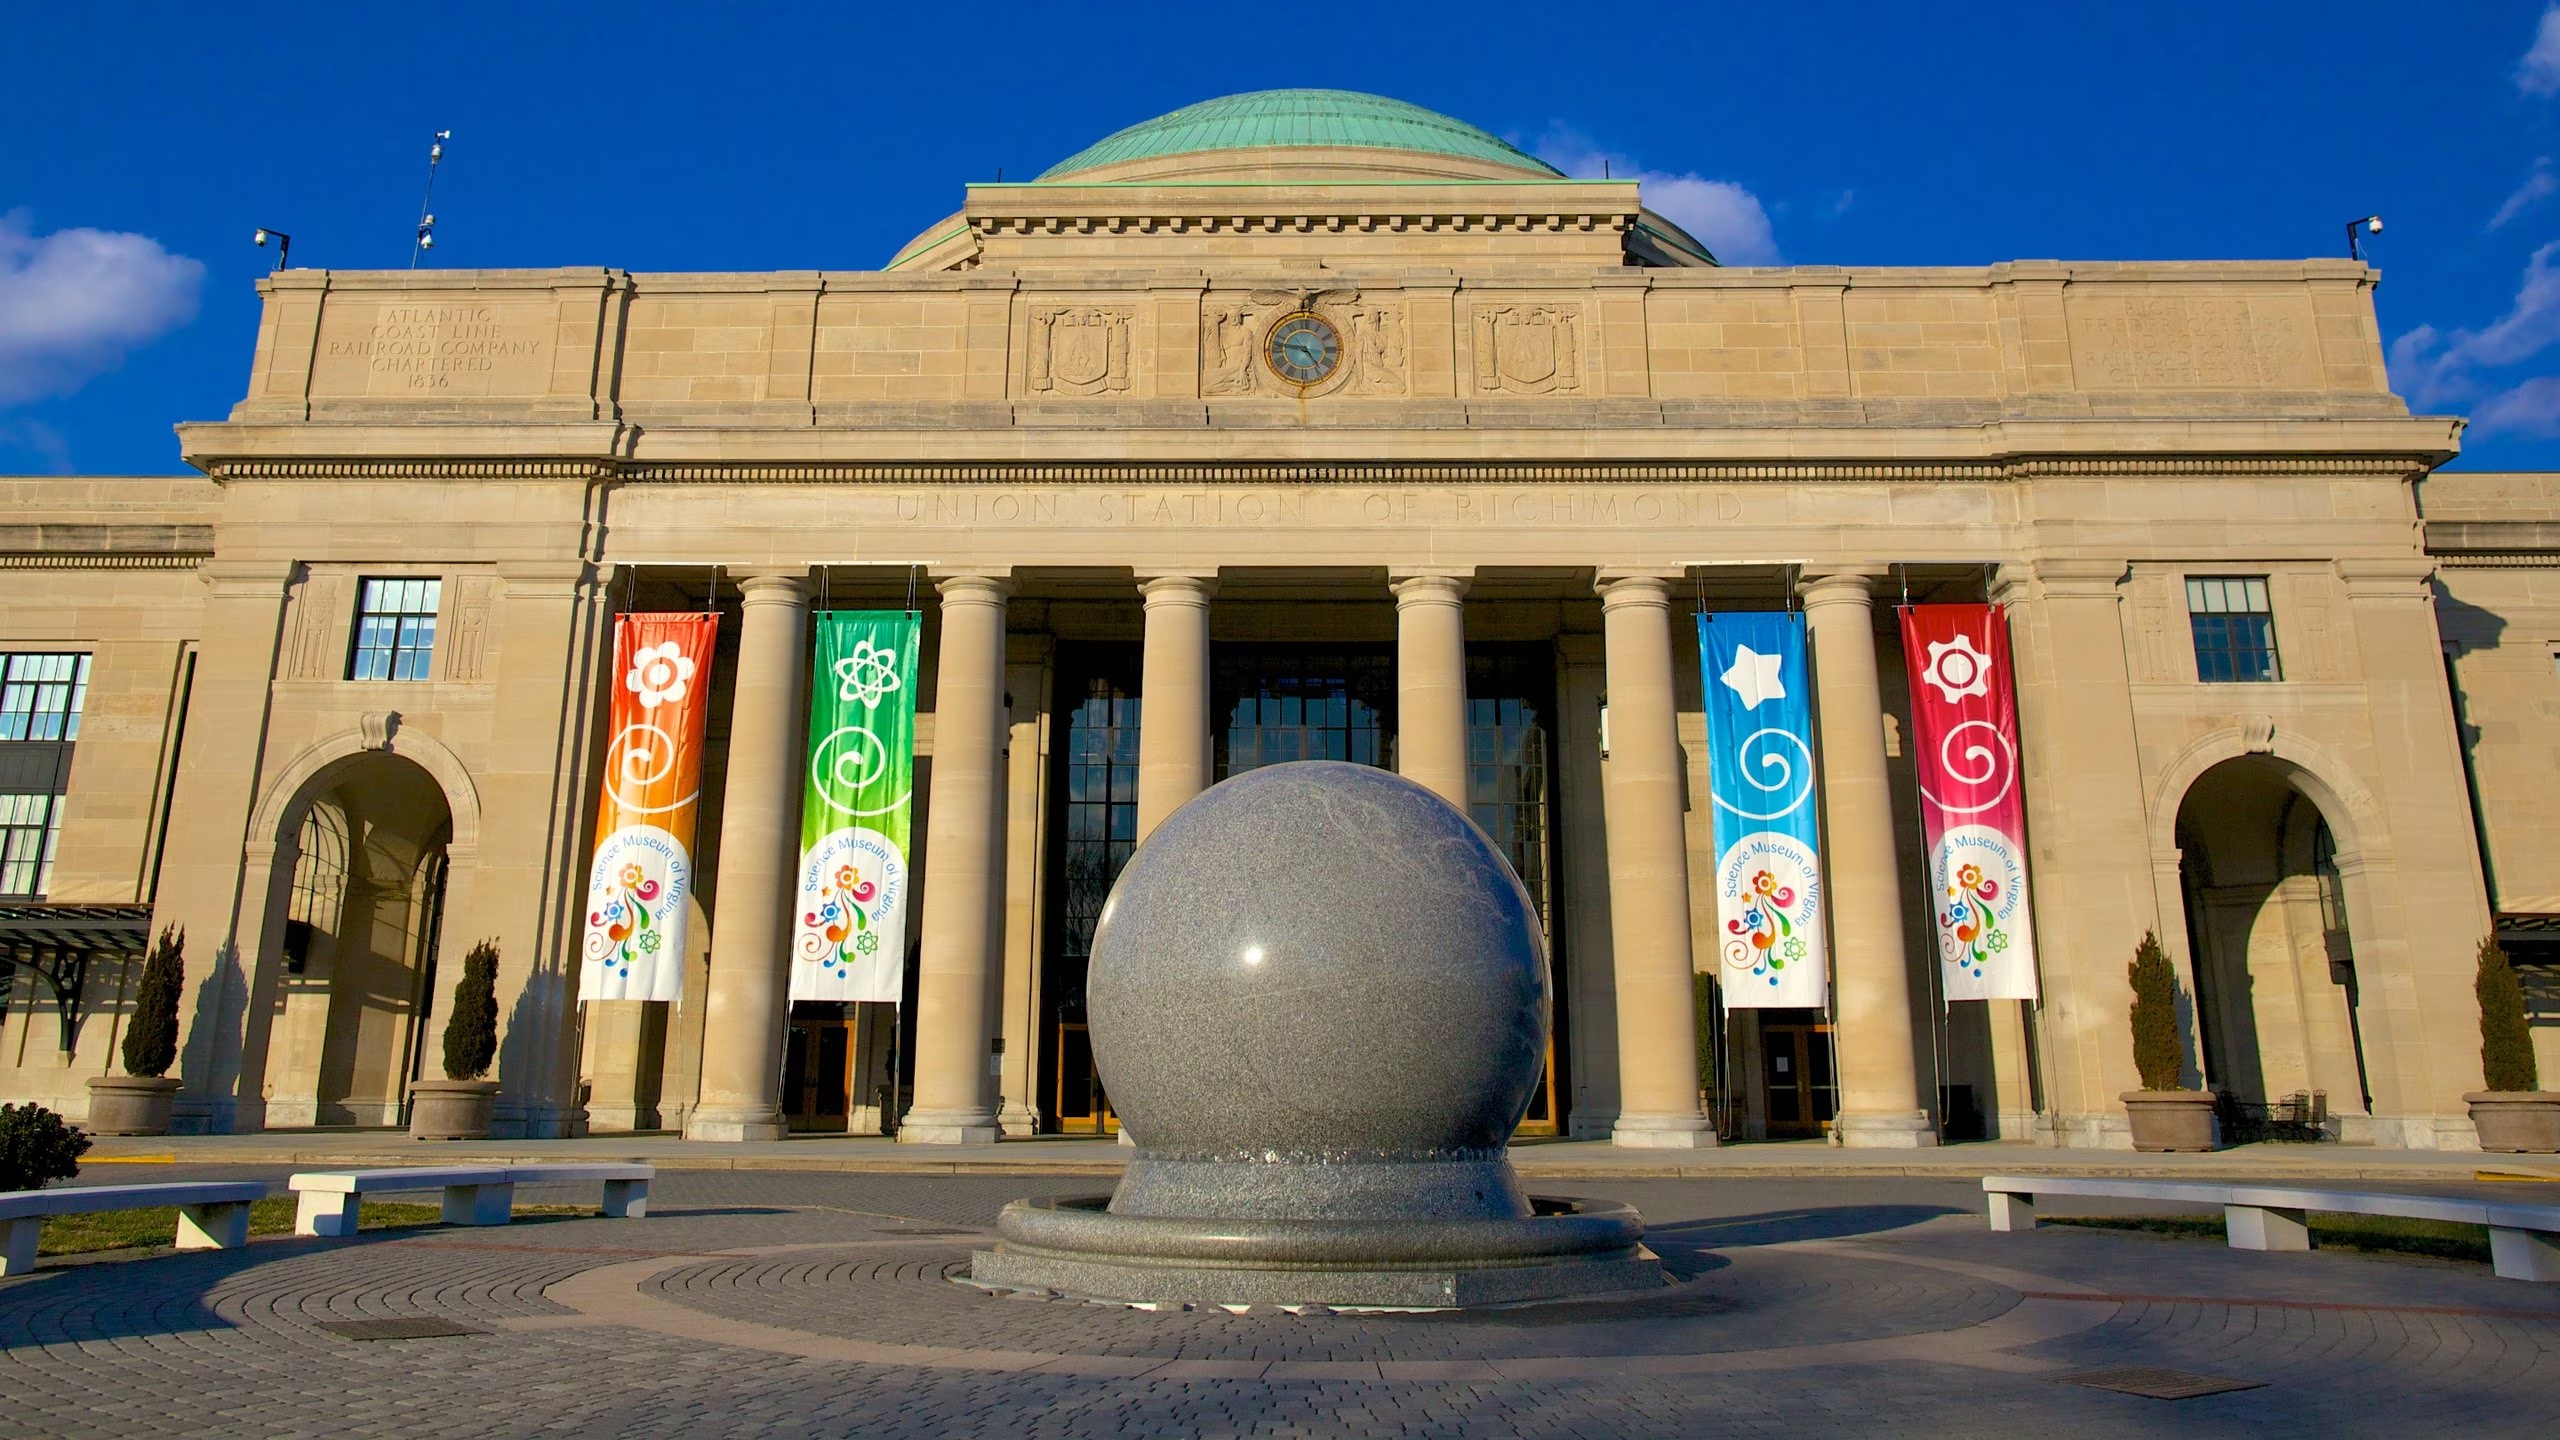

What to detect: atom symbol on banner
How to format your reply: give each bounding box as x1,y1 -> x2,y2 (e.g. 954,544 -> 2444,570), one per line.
834,639 -> 902,709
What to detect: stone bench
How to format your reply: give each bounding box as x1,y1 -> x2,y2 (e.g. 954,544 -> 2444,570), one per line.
1981,1174 -> 2560,1283
0,1181 -> 272,1276
288,1163 -> 652,1237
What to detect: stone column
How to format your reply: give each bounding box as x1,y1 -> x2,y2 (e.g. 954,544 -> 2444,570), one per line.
686,572 -> 811,1142
1594,573 -> 1714,1148
902,573 -> 1015,1144
1392,573 -> 1472,811
1135,573 -> 1214,841
1799,570 -> 1936,1147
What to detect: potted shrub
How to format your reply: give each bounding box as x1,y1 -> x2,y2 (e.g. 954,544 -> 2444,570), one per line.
0,1103 -> 91,1191
2466,936 -> 2558,1153
409,939 -> 502,1140
87,927 -> 185,1136
2121,931 -> 2217,1151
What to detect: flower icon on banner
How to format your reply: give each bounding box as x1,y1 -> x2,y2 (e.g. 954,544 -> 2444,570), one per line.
834,639 -> 903,709
627,642 -> 696,710
1920,633 -> 1992,705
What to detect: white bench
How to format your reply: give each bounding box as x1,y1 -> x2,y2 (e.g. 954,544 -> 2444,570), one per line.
0,1181 -> 271,1276
1981,1174 -> 2560,1284
288,1163 -> 652,1237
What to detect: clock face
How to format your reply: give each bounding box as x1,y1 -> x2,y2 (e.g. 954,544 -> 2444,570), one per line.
1264,312 -> 1343,387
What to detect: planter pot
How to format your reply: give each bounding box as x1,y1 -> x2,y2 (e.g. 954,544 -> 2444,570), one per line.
2121,1090 -> 2218,1152
408,1080 -> 499,1140
2466,1091 -> 2560,1154
84,1075 -> 181,1136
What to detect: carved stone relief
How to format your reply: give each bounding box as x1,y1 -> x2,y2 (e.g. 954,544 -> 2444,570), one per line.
2280,573 -> 2341,681
1471,304 -> 1582,395
282,570 -> 344,681
1029,306 -> 1132,396
444,573 -> 495,681
2127,572 -> 2179,682
1199,293 -> 1406,398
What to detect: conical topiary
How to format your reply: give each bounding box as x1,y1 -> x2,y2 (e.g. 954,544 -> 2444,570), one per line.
2477,935 -> 2540,1094
440,939 -> 501,1082
2128,931 -> 2185,1092
120,926 -> 183,1079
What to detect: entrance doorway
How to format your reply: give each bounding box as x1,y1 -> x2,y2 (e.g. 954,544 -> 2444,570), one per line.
1040,647 -> 1143,1133
2174,755 -> 2370,1115
266,752 -> 454,1128
783,1006 -> 851,1131
1762,1021 -> 1837,1138
1468,647 -> 1563,1135
1052,1021 -> 1117,1133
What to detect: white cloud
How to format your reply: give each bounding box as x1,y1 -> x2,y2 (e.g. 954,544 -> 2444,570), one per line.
1534,129 -> 1779,266
2471,374 -> 2560,436
2389,240 -> 2560,408
2524,5 -> 2560,97
2491,158 -> 2557,230
0,210 -> 204,407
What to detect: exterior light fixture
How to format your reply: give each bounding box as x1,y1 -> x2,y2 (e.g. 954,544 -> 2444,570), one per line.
412,129 -> 452,268
2346,215 -> 2383,262
253,227 -> 292,270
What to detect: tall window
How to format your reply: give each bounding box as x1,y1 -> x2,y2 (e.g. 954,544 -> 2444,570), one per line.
2187,576 -> 2281,683
349,578 -> 442,681
1213,649 -> 1393,778
0,652 -> 89,899
1057,677 -> 1142,982
0,653 -> 88,741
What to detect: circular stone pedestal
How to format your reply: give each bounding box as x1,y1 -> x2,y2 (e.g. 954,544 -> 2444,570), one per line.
969,761 -> 1663,1307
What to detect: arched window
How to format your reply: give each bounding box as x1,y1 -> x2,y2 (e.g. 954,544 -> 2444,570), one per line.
285,802 -> 349,972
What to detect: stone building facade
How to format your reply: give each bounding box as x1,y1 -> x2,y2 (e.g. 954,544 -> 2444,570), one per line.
1,91 -> 2552,1149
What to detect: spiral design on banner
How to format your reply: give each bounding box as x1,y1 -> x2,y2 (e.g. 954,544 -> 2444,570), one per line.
810,725 -> 912,818
1711,728 -> 1814,821
1918,719 -> 2016,816
605,722 -> 699,815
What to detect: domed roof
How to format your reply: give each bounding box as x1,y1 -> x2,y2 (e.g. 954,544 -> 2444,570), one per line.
1038,89 -> 1562,181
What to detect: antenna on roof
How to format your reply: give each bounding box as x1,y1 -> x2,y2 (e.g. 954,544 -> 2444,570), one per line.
411,130 -> 452,269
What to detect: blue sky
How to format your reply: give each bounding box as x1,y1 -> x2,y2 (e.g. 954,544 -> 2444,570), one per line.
8,2 -> 2560,473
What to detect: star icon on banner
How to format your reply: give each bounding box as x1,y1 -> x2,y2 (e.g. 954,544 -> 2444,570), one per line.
834,639 -> 903,709
1720,645 -> 1786,709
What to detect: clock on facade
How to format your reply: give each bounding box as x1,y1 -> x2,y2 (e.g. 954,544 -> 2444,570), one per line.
1263,311 -> 1342,388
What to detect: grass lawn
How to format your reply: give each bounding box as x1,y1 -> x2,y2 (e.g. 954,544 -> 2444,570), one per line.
34,1197 -> 593,1257
2048,1211 -> 2491,1264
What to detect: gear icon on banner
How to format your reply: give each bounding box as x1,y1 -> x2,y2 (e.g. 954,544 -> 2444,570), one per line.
1920,634 -> 1992,704
834,639 -> 903,709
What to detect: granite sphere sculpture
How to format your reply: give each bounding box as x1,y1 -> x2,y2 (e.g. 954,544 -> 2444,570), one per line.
970,761 -> 1662,1308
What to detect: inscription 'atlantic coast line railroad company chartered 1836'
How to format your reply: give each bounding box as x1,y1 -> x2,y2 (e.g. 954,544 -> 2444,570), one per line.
326,306 -> 546,388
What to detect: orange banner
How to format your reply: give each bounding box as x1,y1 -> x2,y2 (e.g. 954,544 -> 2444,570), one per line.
578,613 -> 719,1003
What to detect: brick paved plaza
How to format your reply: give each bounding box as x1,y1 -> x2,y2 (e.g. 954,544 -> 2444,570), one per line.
4,1161 -> 2555,1437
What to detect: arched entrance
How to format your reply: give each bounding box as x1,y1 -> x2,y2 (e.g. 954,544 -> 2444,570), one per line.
260,752 -> 455,1127
2173,754 -> 2371,1120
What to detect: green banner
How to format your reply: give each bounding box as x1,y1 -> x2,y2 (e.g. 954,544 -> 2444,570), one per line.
789,611 -> 920,1003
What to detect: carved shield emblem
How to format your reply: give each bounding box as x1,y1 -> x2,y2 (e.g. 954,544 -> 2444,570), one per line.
1051,314 -> 1111,388
1498,314 -> 1557,385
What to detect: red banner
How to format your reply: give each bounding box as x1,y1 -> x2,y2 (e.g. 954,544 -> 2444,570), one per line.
1899,604 -> 2039,1001
579,613 -> 719,1003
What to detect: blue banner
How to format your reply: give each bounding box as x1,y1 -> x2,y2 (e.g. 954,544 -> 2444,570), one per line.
1698,612 -> 1829,1009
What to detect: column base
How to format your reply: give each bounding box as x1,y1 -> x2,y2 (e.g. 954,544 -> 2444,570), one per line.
898,1108 -> 1003,1145
1610,1113 -> 1718,1149
1834,1112 -> 1941,1149
685,1107 -> 785,1142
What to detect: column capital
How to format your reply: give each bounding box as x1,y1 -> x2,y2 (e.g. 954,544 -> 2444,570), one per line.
1390,572 -> 1471,605
935,572 -> 1017,604
1137,572 -> 1218,603
1594,571 -> 1676,608
735,571 -> 813,603
1796,569 -> 1879,610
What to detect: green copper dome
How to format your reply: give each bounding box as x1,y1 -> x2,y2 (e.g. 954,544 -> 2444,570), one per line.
1038,89 -> 1563,181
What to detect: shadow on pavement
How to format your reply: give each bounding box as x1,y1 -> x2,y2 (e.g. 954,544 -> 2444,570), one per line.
1644,1203 -> 1964,1249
